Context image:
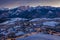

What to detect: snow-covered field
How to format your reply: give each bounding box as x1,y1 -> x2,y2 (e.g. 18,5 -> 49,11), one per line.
16,33 -> 60,40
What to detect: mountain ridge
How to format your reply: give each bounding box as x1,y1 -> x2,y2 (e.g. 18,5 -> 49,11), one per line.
0,6 -> 60,19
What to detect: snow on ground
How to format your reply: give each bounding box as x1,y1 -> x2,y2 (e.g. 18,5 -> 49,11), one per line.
30,18 -> 53,22
0,18 -> 28,25
15,31 -> 25,36
43,21 -> 59,27
16,33 -> 60,40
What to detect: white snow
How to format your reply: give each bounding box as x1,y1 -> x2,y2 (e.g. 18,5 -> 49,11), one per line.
1,18 -> 28,25
16,33 -> 60,40
30,18 -> 41,22
30,18 -> 53,22
15,31 -> 24,36
43,21 -> 58,26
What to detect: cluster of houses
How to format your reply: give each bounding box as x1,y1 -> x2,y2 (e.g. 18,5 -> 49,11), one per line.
0,18 -> 60,40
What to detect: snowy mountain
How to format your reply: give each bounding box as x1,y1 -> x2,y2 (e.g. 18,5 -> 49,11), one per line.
0,6 -> 60,19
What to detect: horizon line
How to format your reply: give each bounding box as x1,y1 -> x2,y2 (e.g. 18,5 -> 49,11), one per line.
0,5 -> 60,9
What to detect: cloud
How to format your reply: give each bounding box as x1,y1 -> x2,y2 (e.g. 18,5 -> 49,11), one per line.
0,0 -> 60,8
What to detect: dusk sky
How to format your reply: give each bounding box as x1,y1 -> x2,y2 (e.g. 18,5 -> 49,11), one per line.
0,0 -> 60,8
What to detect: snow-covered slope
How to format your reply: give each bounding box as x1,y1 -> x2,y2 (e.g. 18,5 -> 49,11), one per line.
16,33 -> 60,40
